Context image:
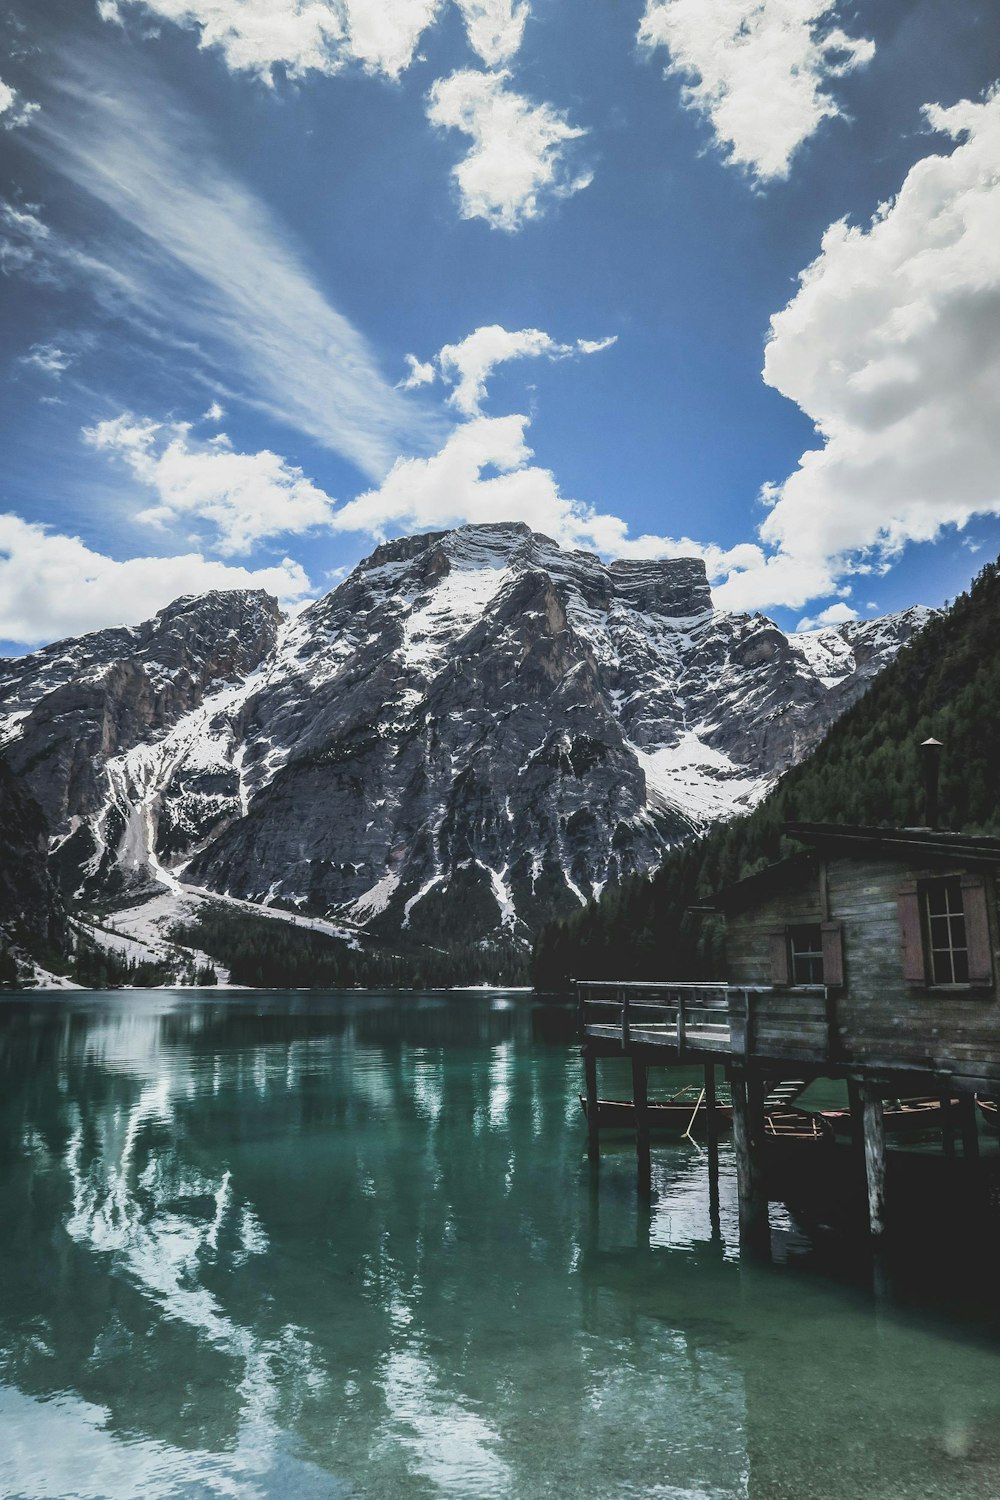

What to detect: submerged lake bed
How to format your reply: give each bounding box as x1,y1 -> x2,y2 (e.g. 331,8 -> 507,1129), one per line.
2,990 -> 1000,1499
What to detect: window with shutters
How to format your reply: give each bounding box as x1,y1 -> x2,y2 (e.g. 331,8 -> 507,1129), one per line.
789,925 -> 823,984
768,921 -> 843,987
897,873 -> 994,989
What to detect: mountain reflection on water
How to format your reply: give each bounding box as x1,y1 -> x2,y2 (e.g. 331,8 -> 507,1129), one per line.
2,991 -> 1000,1500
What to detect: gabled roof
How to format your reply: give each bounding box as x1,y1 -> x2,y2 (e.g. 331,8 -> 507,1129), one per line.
786,822 -> 1000,867
704,822 -> 1000,915
707,850 -> 817,913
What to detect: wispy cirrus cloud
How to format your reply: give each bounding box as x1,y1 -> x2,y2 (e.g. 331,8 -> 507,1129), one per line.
426,69 -> 592,229
400,323 -> 616,414
638,0 -> 874,182
19,342 -> 74,377
21,50 -> 438,478
0,512 -> 312,646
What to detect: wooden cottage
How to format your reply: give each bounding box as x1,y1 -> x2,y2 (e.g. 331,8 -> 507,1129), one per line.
577,820 -> 1000,1240
718,822 -> 1000,1091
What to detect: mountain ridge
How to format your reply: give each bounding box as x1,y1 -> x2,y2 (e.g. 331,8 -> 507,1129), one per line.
0,522 -> 933,974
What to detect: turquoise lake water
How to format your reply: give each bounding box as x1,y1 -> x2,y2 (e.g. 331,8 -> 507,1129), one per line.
2,989 -> 1000,1499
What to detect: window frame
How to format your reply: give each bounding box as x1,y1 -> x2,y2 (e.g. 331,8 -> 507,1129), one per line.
897,870 -> 994,994
767,920 -> 843,989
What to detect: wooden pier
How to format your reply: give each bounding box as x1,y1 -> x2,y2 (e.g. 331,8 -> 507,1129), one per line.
578,978 -> 990,1243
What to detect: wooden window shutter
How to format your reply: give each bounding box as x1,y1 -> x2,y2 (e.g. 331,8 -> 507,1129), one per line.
821,922 -> 844,987
897,881 -> 926,984
768,929 -> 790,985
961,874 -> 993,985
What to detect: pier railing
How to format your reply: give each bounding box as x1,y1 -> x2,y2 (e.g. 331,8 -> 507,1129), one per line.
576,980 -> 830,1063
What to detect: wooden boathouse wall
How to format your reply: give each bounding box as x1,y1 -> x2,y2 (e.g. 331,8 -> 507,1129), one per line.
578,822 -> 1000,1245
722,836 -> 1000,1086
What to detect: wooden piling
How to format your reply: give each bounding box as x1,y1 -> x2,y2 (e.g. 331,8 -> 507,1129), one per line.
584,1047 -> 600,1162
957,1091 -> 980,1161
847,1078 -> 865,1167
941,1092 -> 956,1158
861,1084 -> 886,1239
705,1063 -> 721,1239
704,1062 -> 718,1150
632,1055 -> 651,1191
732,1070 -> 767,1247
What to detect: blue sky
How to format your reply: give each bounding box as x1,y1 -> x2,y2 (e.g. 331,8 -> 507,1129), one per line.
1,0 -> 999,651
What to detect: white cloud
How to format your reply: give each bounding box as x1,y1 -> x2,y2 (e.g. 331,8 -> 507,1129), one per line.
202,400 -> 225,422
0,513 -> 311,646
796,600 -> 858,631
98,0 -> 534,78
328,411 -> 753,587
99,0 -> 442,82
638,0 -> 874,182
0,200 -> 52,278
84,414 -> 338,556
25,55 -> 435,478
19,343 -> 73,377
398,353 -> 437,391
0,76 -> 39,130
429,324 -> 616,415
455,0 -> 528,67
728,88 -> 1000,612
426,69 -> 592,230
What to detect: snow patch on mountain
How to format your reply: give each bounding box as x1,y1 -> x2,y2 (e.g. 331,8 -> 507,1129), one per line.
0,525 -> 934,951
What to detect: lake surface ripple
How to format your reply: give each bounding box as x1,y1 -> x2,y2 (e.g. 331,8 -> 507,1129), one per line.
2,990 -> 1000,1499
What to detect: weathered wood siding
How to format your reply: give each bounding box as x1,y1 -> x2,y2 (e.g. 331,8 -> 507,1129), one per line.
827,855 -> 1000,1074
725,853 -> 1000,1080
725,873 -> 822,986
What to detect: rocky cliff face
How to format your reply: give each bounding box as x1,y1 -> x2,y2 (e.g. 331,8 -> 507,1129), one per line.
0,755 -> 65,957
0,524 -> 931,950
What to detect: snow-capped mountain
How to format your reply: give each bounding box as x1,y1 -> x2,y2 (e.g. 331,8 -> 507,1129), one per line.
0,522 -> 932,951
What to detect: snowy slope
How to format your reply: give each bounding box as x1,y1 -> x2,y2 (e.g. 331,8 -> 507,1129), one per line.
0,524 -> 932,951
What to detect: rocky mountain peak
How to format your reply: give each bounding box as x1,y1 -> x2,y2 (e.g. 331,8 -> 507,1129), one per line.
0,523 -> 934,953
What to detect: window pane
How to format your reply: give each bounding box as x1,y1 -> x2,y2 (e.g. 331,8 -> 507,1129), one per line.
932,950 -> 953,985
921,877 -> 970,986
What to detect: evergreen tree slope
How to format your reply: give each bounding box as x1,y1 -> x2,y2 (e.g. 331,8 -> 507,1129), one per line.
532,559 -> 1000,991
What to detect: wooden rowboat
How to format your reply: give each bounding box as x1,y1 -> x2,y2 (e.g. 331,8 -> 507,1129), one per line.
976,1096 -> 998,1131
818,1096 -> 961,1139
579,1092 -> 733,1132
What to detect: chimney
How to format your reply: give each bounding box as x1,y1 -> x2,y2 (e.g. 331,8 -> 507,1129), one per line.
919,737 -> 943,829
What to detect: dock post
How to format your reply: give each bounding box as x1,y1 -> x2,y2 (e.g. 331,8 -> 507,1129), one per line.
941,1092 -> 956,1158
732,1069 -> 768,1251
632,1055 -> 651,1193
847,1078 -> 865,1166
860,1083 -> 886,1239
704,1062 -> 718,1150
584,1047 -> 600,1162
705,1062 -> 721,1239
957,1092 -> 980,1161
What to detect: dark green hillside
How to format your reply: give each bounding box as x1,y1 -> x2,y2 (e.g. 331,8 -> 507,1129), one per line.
532,558 -> 1000,992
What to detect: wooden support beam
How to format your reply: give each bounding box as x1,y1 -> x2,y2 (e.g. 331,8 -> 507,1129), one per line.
584,1048 -> 600,1162
861,1084 -> 886,1240
632,1055 -> 651,1193
957,1092 -> 980,1161
847,1078 -> 866,1171
941,1092 -> 955,1158
732,1070 -> 768,1249
705,1062 -> 721,1240
704,1062 -> 718,1150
